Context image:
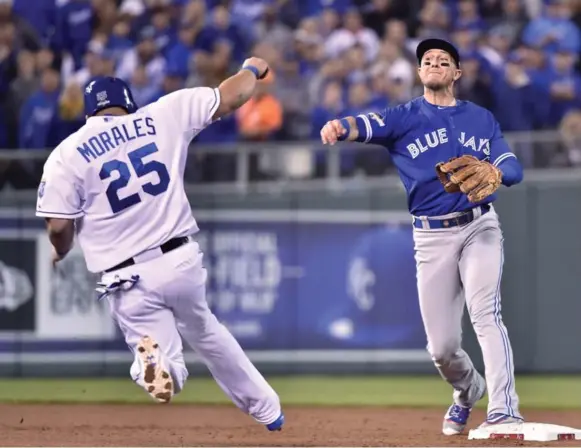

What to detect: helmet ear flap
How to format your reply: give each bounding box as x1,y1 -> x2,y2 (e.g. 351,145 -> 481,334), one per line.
121,86 -> 138,113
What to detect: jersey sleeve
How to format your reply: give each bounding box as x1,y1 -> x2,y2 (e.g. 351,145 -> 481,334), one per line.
36,149 -> 84,219
353,107 -> 402,145
488,117 -> 518,167
488,116 -> 523,186
154,86 -> 221,133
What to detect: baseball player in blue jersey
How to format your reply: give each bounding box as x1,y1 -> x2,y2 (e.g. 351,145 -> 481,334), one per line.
35,57 -> 284,431
321,38 -> 524,435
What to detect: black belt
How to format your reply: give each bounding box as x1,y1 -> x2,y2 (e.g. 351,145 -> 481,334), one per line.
413,204 -> 490,230
104,236 -> 190,273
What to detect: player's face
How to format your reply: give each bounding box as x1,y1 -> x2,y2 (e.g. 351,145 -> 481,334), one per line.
418,50 -> 461,90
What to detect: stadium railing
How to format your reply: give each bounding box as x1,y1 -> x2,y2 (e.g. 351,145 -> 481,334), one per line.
0,129 -> 579,197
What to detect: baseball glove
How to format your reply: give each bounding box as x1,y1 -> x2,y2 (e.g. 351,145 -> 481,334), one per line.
435,155 -> 502,203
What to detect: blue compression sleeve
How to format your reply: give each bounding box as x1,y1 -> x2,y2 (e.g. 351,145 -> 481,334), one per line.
496,156 -> 523,187
353,115 -> 371,142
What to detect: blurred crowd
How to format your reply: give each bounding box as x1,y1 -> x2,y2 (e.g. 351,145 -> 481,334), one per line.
2,0 -> 581,188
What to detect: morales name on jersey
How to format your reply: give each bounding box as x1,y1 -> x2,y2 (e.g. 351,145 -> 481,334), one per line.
77,117 -> 157,164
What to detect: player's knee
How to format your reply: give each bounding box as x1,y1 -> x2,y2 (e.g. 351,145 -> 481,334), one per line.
470,319 -> 498,339
429,342 -> 460,364
469,307 -> 498,335
467,298 -> 497,322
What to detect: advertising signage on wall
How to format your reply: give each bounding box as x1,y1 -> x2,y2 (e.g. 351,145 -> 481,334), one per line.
35,238 -> 117,339
0,208 -> 429,365
0,238 -> 36,331
197,212 -> 427,351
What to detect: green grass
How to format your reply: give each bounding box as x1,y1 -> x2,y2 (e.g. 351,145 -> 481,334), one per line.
0,375 -> 578,409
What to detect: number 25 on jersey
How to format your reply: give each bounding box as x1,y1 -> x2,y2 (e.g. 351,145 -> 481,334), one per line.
99,142 -> 170,214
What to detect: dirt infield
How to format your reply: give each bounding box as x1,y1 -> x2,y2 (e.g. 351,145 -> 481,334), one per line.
0,404 -> 579,446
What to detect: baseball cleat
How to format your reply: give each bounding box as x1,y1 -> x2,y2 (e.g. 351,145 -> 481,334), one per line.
136,335 -> 173,404
479,413 -> 524,427
442,404 -> 472,435
442,375 -> 486,435
266,412 -> 285,431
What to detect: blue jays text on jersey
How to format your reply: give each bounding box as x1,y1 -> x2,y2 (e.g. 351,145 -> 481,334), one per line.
77,117 -> 157,164
352,97 -> 524,216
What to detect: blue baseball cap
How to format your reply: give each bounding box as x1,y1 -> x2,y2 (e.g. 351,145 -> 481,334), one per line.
416,38 -> 461,67
83,76 -> 138,118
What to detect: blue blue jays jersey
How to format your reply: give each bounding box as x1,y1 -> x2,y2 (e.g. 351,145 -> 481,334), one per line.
354,97 -> 522,216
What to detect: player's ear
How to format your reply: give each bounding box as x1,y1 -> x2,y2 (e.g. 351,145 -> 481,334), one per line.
453,69 -> 462,82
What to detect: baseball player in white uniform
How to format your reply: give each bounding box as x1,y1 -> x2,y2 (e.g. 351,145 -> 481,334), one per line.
35,57 -> 285,431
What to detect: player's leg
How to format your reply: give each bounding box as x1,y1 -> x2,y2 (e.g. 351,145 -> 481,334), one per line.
164,243 -> 282,428
414,228 -> 486,434
105,278 -> 188,402
458,210 -> 522,422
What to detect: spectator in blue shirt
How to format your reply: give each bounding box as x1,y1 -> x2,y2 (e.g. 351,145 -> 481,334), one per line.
210,4 -> 248,64
344,80 -> 390,174
311,79 -> 345,176
452,0 -> 486,33
300,0 -> 353,18
229,0 -> 276,34
6,50 -> 39,138
129,64 -> 160,108
0,2 -> 42,52
450,25 -> 478,55
116,26 -> 167,92
513,44 -> 553,89
151,6 -> 177,59
106,16 -> 134,66
68,39 -> 116,89
521,0 -> 581,55
415,0 -> 451,40
166,19 -> 214,79
132,5 -> 176,59
485,0 -> 527,45
485,57 -> 548,168
544,48 -> 581,127
12,0 -> 57,44
18,67 -> 60,150
3,0 -> 581,181
52,0 -> 94,71
490,55 -> 551,131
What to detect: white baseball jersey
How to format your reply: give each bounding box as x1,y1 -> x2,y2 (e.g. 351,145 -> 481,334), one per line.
36,87 -> 221,273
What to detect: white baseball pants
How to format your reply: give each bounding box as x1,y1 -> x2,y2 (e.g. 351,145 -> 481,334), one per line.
101,239 -> 281,425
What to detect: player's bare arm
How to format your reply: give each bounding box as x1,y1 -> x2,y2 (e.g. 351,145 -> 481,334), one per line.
320,117 -> 359,144
45,217 -> 75,266
212,56 -> 269,121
